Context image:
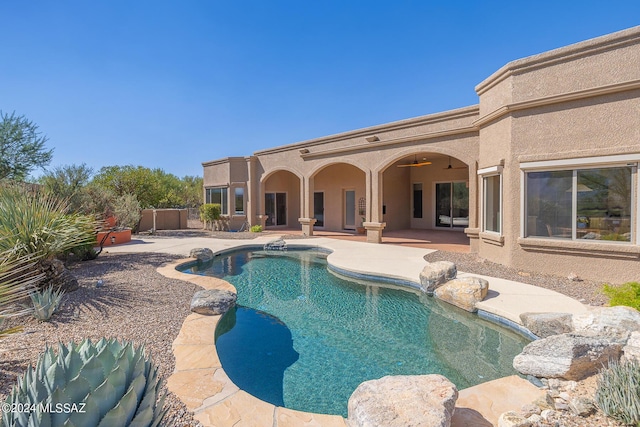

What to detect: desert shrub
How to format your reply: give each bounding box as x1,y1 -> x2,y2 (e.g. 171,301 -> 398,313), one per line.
603,282 -> 640,311
250,225 -> 263,232
0,249 -> 44,337
113,192 -> 142,230
29,286 -> 64,321
199,203 -> 221,222
596,358 -> 640,426
200,203 -> 221,230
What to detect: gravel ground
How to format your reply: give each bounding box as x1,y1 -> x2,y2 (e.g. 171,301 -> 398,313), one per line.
424,250 -> 610,307
0,252 -> 203,427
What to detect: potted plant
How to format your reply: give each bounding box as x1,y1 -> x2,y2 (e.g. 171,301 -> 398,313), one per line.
356,217 -> 366,234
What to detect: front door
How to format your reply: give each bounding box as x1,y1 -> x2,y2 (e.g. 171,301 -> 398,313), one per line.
314,192 -> 324,227
344,190 -> 356,230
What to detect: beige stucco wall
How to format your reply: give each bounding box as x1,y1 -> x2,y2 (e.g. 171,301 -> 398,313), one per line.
139,209 -> 188,231
475,26 -> 640,282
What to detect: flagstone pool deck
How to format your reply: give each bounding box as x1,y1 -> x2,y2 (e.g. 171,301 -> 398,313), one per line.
107,235 -> 588,427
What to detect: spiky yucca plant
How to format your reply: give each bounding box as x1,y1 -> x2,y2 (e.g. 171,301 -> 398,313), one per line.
3,338 -> 166,427
0,250 -> 44,337
0,184 -> 99,260
596,358 -> 640,426
30,286 -> 64,321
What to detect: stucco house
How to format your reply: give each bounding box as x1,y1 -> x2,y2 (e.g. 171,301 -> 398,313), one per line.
202,26 -> 640,283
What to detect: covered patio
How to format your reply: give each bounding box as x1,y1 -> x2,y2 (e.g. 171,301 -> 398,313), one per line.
265,228 -> 470,253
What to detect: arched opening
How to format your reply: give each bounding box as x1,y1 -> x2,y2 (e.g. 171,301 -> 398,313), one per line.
381,152 -> 471,243
312,163 -> 366,232
262,170 -> 301,228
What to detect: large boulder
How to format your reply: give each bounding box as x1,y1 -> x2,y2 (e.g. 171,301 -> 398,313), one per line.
623,331 -> 640,362
572,306 -> 640,339
419,261 -> 456,295
513,333 -> 623,381
190,289 -> 236,315
434,277 -> 489,312
189,248 -> 214,263
520,312 -> 574,338
348,375 -> 457,427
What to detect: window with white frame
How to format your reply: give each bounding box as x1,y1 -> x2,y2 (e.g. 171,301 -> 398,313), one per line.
483,174 -> 502,233
478,165 -> 503,235
525,165 -> 634,242
205,187 -> 228,215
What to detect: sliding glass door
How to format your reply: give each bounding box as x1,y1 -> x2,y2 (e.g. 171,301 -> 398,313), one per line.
265,192 -> 287,226
435,182 -> 469,228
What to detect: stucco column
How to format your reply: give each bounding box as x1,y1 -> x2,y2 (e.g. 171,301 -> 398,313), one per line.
365,170 -> 386,243
246,157 -> 256,225
256,215 -> 268,228
298,175 -> 316,236
465,161 -> 480,253
258,178 -> 266,222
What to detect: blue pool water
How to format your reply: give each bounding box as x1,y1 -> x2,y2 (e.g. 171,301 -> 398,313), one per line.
182,248 -> 529,416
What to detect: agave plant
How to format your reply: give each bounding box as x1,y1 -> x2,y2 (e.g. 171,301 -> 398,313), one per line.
596,358 -> 640,426
29,286 -> 65,321
2,338 -> 166,427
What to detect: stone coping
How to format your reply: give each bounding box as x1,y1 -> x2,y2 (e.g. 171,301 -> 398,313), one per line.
160,253 -> 550,427
160,259 -> 348,426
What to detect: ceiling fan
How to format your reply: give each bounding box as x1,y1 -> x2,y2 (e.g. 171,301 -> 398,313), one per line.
443,156 -> 467,170
397,155 -> 432,168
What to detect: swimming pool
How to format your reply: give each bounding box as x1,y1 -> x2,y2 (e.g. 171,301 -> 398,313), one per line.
182,247 -> 529,416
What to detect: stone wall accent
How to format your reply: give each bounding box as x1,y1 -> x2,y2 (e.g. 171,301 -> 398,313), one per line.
190,289 -> 237,315
513,333 -> 623,381
520,312 -> 573,338
347,375 -> 457,427
419,261 -> 456,295
434,277 -> 489,312
190,248 -> 214,263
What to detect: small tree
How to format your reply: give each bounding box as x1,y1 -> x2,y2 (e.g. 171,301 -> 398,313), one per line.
0,111 -> 53,181
199,203 -> 221,230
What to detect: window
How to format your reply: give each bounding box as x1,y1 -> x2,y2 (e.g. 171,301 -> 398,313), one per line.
413,183 -> 423,219
525,166 -> 633,242
205,187 -> 228,215
483,175 -> 501,233
235,187 -> 244,214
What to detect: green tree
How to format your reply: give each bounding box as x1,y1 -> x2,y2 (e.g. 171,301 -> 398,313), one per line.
91,165 -> 203,209
180,175 -> 203,208
0,111 -> 53,181
38,163 -> 94,213
91,165 -> 164,209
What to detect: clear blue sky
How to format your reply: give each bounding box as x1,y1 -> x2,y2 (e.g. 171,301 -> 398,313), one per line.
2,1 -> 639,179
